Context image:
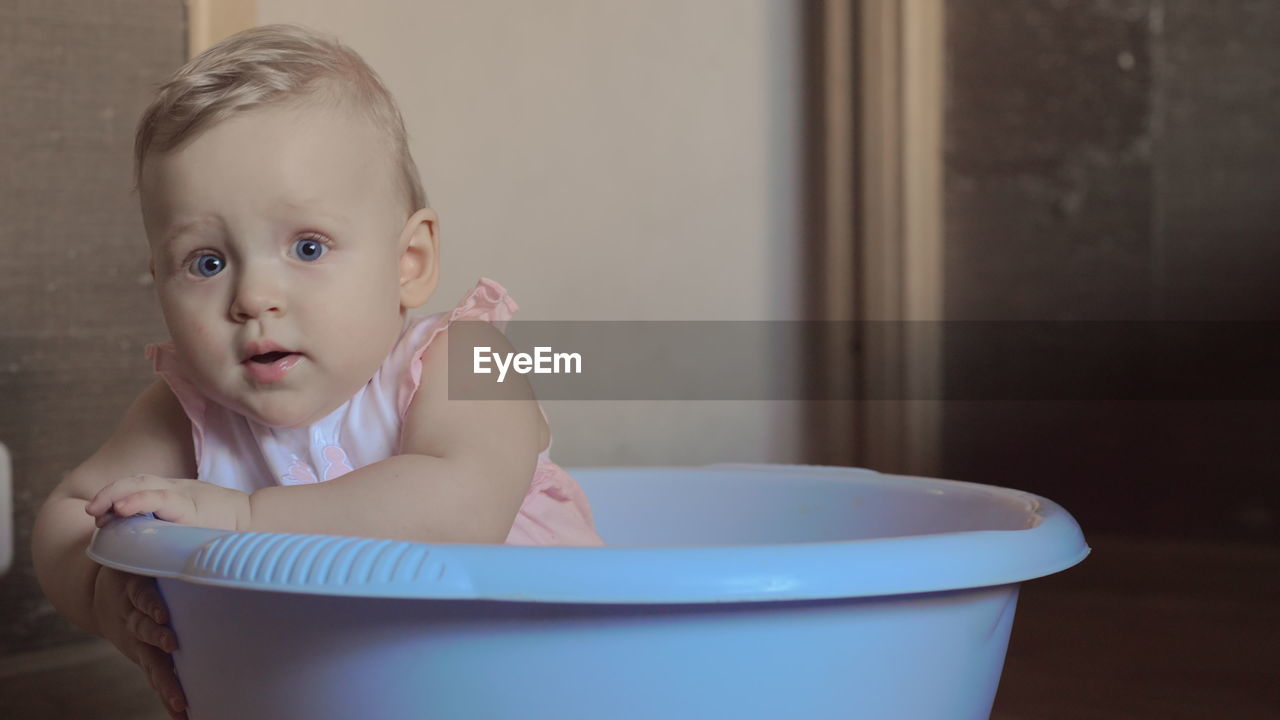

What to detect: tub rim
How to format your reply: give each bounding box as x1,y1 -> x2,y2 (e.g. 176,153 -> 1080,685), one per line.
88,464 -> 1090,604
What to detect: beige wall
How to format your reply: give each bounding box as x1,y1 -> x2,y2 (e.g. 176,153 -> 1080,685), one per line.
259,0 -> 806,465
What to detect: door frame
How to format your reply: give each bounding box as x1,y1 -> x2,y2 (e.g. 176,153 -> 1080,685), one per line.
186,0 -> 257,57
807,0 -> 944,476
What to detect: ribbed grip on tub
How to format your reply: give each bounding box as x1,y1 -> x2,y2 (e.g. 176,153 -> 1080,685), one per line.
186,532 -> 449,587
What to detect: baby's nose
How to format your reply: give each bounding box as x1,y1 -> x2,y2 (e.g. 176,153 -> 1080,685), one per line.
229,273 -> 285,321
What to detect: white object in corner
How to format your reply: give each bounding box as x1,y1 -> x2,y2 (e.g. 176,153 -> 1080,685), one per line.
0,442 -> 10,576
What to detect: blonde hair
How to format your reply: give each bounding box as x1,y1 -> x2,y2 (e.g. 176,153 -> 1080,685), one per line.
133,24 -> 427,214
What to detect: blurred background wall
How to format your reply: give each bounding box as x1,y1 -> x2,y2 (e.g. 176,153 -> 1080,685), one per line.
1,0 -> 184,659
2,0 -> 806,661
941,0 -> 1279,542
2,1 -> 1277,716
257,0 -> 807,470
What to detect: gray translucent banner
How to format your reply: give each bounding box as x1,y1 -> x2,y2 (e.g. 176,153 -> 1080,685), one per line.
445,321 -> 1280,401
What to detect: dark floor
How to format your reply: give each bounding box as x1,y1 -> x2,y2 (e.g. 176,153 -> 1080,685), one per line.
3,534 -> 1276,719
990,534 -> 1280,720
0,640 -> 169,720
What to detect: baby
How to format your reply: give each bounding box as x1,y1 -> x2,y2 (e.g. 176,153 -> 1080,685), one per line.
32,24 -> 602,719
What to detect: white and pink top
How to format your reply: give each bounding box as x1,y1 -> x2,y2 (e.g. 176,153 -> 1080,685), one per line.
146,277 -> 604,546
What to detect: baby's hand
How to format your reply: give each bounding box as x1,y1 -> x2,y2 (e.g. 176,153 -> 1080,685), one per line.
86,474 -> 250,531
93,565 -> 188,719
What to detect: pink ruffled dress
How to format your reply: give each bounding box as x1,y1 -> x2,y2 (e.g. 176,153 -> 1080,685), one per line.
145,278 -> 604,547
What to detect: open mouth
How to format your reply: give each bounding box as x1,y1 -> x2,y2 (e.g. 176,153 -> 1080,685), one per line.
242,349 -> 303,383
249,351 -> 295,364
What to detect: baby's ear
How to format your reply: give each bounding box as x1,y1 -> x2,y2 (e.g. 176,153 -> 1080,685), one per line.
398,208 -> 439,309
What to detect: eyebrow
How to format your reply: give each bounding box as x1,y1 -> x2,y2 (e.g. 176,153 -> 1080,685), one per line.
276,199 -> 348,225
162,216 -> 222,246
161,204 -> 349,247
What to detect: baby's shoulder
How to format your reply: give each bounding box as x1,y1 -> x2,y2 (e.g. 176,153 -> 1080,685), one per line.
383,279 -> 521,418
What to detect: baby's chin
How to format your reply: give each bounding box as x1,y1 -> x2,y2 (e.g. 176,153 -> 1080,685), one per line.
219,392 -> 341,430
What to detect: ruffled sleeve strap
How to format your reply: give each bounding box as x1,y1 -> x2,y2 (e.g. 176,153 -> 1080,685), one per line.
397,277 -> 520,419
144,341 -> 208,464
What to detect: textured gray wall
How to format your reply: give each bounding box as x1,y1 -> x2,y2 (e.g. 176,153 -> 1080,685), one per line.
942,0 -> 1279,540
1,0 -> 184,654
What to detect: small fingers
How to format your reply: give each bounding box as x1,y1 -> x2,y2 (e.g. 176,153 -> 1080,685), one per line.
86,475 -> 145,515
95,489 -> 179,527
129,578 -> 170,625
126,607 -> 179,653
110,490 -> 156,519
125,575 -> 163,624
137,642 -> 188,715
87,474 -> 173,516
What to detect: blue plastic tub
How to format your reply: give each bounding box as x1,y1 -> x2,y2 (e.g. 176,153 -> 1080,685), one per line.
88,464 -> 1089,720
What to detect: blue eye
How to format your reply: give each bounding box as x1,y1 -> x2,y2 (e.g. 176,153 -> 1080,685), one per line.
293,237 -> 327,261
191,254 -> 224,277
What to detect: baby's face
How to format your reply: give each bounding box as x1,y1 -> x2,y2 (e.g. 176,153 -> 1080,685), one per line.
140,101 -> 418,428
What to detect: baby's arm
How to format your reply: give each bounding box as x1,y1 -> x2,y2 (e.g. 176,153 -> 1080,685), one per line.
244,323 -> 543,543
32,379 -> 196,716
33,379 -> 194,630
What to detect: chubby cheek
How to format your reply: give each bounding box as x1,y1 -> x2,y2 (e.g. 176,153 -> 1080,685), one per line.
186,322 -> 217,356
161,289 -> 227,361
174,320 -> 222,362
315,275 -> 403,368
318,267 -> 401,324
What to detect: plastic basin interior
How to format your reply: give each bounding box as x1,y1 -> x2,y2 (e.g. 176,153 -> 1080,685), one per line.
87,464 -> 1090,720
